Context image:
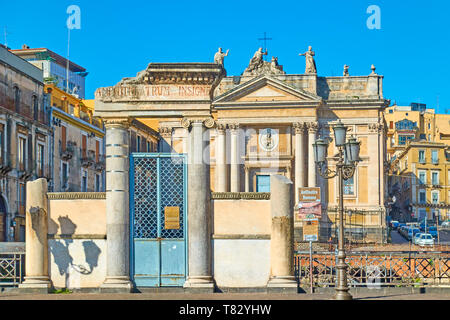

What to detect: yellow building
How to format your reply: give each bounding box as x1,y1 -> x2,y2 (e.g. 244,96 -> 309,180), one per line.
384,104 -> 450,159
46,84 -> 106,192
389,141 -> 450,222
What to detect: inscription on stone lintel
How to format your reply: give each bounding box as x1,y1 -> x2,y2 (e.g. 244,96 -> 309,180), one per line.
96,84 -> 211,100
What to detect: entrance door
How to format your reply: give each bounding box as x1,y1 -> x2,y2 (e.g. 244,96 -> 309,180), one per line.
256,175 -> 271,192
130,153 -> 187,287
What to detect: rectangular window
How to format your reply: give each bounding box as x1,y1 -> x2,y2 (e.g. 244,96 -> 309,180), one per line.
418,171 -> 426,185
344,176 -> 355,195
418,150 -> 426,163
137,136 -> 141,152
81,169 -> 88,192
0,124 -> 4,164
432,172 -> 439,185
146,141 -> 151,152
95,174 -> 101,192
419,190 -> 426,204
432,192 -> 439,204
61,161 -> 69,190
431,150 -> 438,164
37,143 -> 45,177
18,136 -> 27,171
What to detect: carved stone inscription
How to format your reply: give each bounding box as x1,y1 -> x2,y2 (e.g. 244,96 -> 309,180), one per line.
95,84 -> 211,101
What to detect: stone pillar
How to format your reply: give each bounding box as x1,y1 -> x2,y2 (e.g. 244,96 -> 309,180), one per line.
267,175 -> 297,292
293,122 -> 306,204
101,119 -> 132,292
215,124 -> 227,192
19,178 -> 51,291
183,118 -> 215,292
244,166 -> 250,192
229,123 -> 240,192
307,122 -> 318,187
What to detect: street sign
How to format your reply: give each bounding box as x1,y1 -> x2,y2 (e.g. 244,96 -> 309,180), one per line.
298,187 -> 321,202
303,218 -> 319,242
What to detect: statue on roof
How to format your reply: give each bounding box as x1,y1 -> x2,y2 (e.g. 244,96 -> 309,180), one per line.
299,46 -> 317,74
242,48 -> 285,76
214,47 -> 229,66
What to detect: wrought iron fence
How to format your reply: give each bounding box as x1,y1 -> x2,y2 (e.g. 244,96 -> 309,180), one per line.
295,251 -> 450,287
0,243 -> 25,286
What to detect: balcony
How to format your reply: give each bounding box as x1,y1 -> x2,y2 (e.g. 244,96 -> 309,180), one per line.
60,141 -> 76,161
81,150 -> 95,168
94,154 -> 105,172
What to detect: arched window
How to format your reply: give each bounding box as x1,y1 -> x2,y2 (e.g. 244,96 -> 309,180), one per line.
32,95 -> 39,120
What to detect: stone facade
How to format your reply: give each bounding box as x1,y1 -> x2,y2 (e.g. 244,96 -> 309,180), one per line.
0,44 -> 51,241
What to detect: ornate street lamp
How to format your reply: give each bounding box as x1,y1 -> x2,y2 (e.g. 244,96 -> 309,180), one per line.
313,121 -> 361,300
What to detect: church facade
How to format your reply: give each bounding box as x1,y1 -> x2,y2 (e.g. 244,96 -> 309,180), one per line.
91,49 -> 390,291
108,50 -> 390,243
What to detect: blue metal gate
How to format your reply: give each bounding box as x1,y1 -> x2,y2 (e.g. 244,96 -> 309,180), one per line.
130,153 -> 187,287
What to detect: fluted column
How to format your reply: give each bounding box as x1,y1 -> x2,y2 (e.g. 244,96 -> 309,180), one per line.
293,122 -> 306,204
183,117 -> 215,291
101,119 -> 132,292
244,165 -> 250,192
215,124 -> 227,192
307,122 -> 319,187
229,123 -> 240,192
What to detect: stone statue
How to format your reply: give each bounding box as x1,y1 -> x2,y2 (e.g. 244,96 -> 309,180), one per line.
343,65 -> 349,77
299,46 -> 317,74
244,47 -> 268,73
270,57 -> 283,73
214,47 -> 229,66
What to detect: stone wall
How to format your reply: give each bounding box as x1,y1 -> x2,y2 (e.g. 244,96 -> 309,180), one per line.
211,193 -> 271,288
47,192 -> 106,289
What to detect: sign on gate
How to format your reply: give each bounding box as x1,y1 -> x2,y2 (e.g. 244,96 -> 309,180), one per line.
164,206 -> 180,230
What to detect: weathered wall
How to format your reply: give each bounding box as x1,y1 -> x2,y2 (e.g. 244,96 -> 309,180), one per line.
211,197 -> 271,288
47,193 -> 106,289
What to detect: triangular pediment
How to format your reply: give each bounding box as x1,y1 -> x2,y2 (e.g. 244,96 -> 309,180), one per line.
213,75 -> 322,106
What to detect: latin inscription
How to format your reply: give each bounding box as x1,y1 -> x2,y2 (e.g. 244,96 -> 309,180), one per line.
95,84 -> 210,100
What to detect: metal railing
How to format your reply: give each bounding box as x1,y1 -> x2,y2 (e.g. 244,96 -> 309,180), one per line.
0,243 -> 25,287
295,251 -> 450,287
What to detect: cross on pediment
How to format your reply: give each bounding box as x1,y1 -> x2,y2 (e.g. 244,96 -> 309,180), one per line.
258,32 -> 272,60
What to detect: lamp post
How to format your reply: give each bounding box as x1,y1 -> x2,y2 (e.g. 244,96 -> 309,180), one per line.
312,120 -> 361,300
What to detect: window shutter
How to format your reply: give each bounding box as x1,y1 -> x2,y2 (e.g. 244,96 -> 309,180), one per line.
27,133 -> 33,173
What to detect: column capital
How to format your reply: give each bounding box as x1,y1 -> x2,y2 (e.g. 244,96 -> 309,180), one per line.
292,122 -> 305,134
216,123 -> 227,132
228,123 -> 240,131
307,121 -> 319,133
158,126 -> 173,137
104,118 -> 132,129
181,117 -> 215,129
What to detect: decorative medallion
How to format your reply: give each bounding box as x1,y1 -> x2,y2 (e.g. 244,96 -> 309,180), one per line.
259,128 -> 279,152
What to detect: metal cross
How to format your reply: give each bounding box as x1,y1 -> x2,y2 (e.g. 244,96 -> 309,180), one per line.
258,32 -> 272,60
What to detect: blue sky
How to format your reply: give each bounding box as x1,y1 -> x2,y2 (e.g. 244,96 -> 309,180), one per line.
1,0 -> 449,113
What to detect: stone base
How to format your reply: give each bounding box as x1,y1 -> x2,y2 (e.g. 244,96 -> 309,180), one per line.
183,276 -> 215,293
267,276 -> 298,294
19,276 -> 51,293
100,276 -> 133,293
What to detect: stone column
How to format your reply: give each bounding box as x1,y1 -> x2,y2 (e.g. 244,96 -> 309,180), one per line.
229,123 -> 240,192
244,166 -> 250,192
267,175 -> 297,292
215,124 -> 227,192
307,122 -> 319,187
101,119 -> 132,292
19,178 -> 51,291
183,118 -> 215,291
293,122 -> 305,204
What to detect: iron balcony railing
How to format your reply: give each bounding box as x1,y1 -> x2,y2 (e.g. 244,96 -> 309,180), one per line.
0,243 -> 25,287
